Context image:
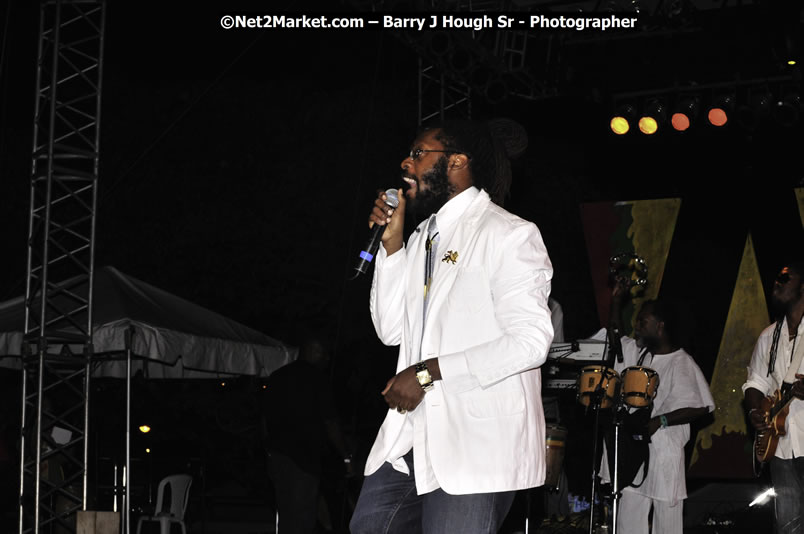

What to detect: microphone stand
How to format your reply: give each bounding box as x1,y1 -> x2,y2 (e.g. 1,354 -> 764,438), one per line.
611,404 -> 625,534
586,327 -> 614,534
607,327 -> 624,534
587,385 -> 604,534
586,326 -> 623,534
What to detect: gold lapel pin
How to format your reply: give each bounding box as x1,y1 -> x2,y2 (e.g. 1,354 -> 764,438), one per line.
442,251 -> 458,265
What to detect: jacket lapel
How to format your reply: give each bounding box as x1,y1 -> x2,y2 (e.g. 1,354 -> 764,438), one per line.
421,192 -> 490,342
404,223 -> 427,365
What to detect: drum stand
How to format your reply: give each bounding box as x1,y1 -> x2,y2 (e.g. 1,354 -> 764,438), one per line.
610,403 -> 626,534
585,385 -> 625,534
586,374 -> 608,534
588,328 -> 624,534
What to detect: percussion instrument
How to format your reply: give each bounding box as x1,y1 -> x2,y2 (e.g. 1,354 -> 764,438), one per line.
544,424 -> 568,489
577,365 -> 620,409
620,366 -> 659,408
609,253 -> 648,297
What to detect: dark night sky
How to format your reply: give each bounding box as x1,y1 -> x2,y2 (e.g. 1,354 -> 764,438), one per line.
1,1 -> 804,515
1,0 -> 803,380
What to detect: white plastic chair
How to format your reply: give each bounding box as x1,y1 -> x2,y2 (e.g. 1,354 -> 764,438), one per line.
136,474 -> 192,534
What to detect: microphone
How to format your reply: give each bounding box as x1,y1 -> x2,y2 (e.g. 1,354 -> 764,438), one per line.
354,188 -> 400,276
609,327 -> 624,364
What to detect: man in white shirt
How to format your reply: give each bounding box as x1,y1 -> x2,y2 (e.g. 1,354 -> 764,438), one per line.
349,120 -> 554,534
601,281 -> 714,534
744,260 -> 804,534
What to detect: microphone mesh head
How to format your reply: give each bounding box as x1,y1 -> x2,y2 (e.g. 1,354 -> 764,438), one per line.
384,188 -> 400,208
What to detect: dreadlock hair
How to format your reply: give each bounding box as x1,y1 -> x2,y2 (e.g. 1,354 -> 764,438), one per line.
427,118 -> 528,206
767,258 -> 804,376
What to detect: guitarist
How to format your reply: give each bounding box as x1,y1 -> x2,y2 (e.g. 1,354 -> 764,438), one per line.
744,260 -> 804,534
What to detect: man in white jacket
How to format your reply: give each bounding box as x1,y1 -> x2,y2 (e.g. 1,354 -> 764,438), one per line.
350,120 -> 554,534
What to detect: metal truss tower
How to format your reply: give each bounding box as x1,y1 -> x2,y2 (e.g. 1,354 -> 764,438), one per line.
414,1 -> 553,125
19,1 -> 105,533
418,57 -> 472,125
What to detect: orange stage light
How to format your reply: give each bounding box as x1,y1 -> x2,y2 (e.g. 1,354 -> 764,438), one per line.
671,113 -> 690,131
708,108 -> 728,126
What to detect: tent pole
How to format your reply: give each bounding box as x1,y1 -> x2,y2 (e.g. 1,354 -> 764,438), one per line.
125,328 -> 132,534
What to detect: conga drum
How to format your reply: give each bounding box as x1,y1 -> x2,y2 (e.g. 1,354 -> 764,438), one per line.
620,366 -> 659,408
544,424 -> 568,489
576,365 -> 620,409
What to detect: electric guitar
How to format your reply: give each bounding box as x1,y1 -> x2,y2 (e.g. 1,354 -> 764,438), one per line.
754,385 -> 796,463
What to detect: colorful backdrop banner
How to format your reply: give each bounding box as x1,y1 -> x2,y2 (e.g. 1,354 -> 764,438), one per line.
580,198 -> 681,333
689,234 -> 768,478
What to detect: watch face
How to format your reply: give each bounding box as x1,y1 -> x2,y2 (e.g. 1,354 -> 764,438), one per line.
415,361 -> 433,391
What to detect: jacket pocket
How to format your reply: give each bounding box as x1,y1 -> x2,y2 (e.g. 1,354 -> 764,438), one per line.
447,266 -> 491,314
466,391 -> 526,419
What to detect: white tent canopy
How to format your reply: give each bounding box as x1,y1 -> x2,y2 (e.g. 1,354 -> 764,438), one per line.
0,266 -> 296,533
0,265 -> 296,377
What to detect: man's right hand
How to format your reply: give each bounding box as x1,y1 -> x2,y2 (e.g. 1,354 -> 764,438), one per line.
368,188 -> 406,256
611,275 -> 629,303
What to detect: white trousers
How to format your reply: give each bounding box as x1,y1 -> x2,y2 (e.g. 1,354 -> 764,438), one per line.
616,490 -> 683,534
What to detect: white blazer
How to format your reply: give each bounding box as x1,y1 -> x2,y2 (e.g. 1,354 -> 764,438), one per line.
367,189 -> 554,494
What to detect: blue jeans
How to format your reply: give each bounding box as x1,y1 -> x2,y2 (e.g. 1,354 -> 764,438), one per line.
349,451 -> 515,534
771,457 -> 804,534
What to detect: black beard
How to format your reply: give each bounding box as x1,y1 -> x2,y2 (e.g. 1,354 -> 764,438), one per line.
770,294 -> 791,320
406,156 -> 453,227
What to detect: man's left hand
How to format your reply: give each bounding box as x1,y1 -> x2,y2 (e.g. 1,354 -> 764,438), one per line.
382,366 -> 425,413
793,374 -> 804,400
647,417 -> 661,436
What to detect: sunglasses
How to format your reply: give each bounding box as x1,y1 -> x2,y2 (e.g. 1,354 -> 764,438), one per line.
776,272 -> 792,284
408,148 -> 472,161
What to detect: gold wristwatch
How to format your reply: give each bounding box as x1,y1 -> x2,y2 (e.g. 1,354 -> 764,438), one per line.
415,361 -> 434,392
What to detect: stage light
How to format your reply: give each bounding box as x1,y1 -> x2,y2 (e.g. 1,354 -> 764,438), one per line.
139,425 -> 151,434
671,97 -> 699,132
639,99 -> 666,135
708,94 -> 734,127
610,117 -> 629,135
736,89 -> 772,130
670,113 -> 689,131
610,104 -> 636,135
749,487 -> 776,507
789,60 -> 797,66
638,116 -> 658,134
774,93 -> 801,127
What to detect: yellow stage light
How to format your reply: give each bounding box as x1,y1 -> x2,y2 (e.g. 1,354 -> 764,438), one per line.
610,103 -> 636,135
639,99 -> 666,135
610,116 -> 630,135
638,116 -> 658,134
